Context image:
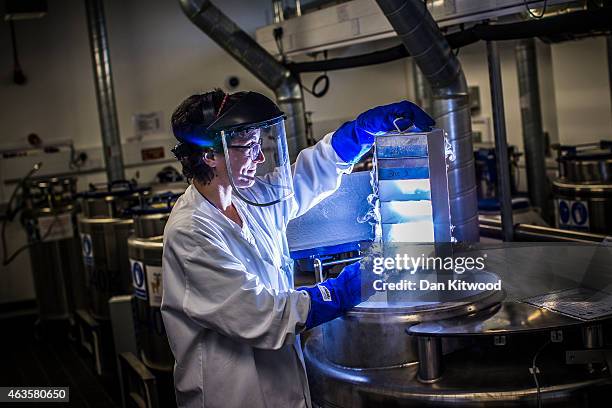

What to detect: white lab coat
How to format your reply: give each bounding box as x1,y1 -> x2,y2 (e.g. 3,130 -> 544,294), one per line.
161,133 -> 352,408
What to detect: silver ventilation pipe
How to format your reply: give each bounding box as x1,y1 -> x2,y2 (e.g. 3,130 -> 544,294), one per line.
487,41 -> 514,242
178,0 -> 308,160
84,0 -> 125,182
515,39 -> 551,222
376,0 -> 479,242
607,35 -> 612,120
411,59 -> 432,115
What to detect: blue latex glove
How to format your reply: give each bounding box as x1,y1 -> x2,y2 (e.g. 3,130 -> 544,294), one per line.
298,262 -> 376,330
331,100 -> 435,164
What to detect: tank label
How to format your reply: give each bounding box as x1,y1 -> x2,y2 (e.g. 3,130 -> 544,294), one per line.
556,199 -> 589,231
80,233 -> 94,266
38,214 -> 74,242
146,265 -> 163,308
130,259 -> 147,301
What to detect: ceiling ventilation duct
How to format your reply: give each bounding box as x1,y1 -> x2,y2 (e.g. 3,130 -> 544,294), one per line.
178,0 -> 308,160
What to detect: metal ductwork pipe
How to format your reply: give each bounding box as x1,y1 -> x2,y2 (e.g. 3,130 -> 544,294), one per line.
411,59 -> 432,115
487,41 -> 514,242
515,39 -> 551,222
85,0 -> 125,182
376,0 -> 479,242
607,35 -> 612,120
178,0 -> 307,159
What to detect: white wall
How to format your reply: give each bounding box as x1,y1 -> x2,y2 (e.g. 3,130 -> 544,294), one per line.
458,40 -> 553,150
0,0 -> 275,150
456,37 -> 610,191
0,0 -> 277,304
457,37 -> 611,150
551,36 -> 612,145
2,2 -> 609,162
0,0 -> 610,304
300,40 -> 412,137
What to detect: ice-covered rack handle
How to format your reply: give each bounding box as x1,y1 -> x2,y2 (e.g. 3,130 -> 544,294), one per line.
392,116 -> 430,133
393,116 -> 406,133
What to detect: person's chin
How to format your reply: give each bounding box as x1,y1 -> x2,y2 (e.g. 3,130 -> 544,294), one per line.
236,177 -> 256,188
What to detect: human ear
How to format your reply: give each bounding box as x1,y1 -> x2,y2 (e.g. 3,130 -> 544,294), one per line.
202,151 -> 216,167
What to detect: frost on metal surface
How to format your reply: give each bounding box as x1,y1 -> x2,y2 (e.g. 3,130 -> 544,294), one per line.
286,129 -> 452,252
373,129 -> 452,244
286,171 -> 374,251
444,131 -> 456,164
444,130 -> 458,242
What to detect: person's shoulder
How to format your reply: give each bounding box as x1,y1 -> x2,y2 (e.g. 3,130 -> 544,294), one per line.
165,186 -> 203,237
165,193 -> 195,231
165,198 -> 225,246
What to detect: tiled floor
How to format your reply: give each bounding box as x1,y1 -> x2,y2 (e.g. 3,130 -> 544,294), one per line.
0,314 -> 119,408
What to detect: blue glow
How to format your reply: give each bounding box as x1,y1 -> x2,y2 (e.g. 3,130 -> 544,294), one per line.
374,131 -> 448,244
380,201 -> 432,224
382,221 -> 435,242
378,179 -> 431,201
180,133 -> 215,147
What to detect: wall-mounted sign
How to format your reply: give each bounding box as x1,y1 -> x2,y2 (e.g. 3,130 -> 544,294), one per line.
133,111 -> 163,137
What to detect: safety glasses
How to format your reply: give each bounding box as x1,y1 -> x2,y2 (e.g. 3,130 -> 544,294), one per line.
228,139 -> 262,161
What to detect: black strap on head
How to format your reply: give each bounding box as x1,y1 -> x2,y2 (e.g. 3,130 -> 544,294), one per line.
206,92 -> 285,135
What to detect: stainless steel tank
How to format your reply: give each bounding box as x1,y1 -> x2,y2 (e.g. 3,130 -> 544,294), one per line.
77,181 -> 150,320
552,142 -> 612,234
304,275 -> 611,407
130,193 -> 179,238
127,192 -> 181,372
128,236 -> 172,371
305,328 -> 610,408
320,273 -> 504,370
22,177 -> 84,321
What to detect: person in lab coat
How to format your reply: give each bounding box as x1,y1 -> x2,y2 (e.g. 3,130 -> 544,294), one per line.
161,90 -> 434,408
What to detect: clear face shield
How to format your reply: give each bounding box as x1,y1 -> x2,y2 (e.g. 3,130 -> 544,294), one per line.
221,119 -> 294,207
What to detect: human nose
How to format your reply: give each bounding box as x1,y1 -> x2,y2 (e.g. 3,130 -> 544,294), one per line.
254,149 -> 265,163
252,144 -> 265,163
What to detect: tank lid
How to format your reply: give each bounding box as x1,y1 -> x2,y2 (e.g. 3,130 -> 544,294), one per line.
78,180 -> 150,199
556,140 -> 612,162
127,191 -> 181,215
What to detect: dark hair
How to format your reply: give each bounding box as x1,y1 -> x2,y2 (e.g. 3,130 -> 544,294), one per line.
171,89 -> 243,184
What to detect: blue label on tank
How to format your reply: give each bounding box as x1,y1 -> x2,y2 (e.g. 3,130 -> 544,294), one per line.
131,259 -> 147,300
80,233 -> 94,266
558,200 -> 570,224
557,199 -> 589,231
571,201 -> 588,226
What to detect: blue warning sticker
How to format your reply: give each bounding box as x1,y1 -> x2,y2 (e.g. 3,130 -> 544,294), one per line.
80,233 -> 94,266
130,259 -> 147,300
556,199 -> 589,231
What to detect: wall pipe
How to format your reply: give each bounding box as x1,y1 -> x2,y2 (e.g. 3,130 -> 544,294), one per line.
178,0 -> 308,159
515,39 -> 551,222
486,41 -> 514,242
376,0 -> 479,242
84,0 -> 125,182
411,59 -> 432,116
606,34 -> 612,119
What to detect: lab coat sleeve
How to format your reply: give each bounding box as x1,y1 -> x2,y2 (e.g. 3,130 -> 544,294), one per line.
288,132 -> 354,221
178,224 -> 311,350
